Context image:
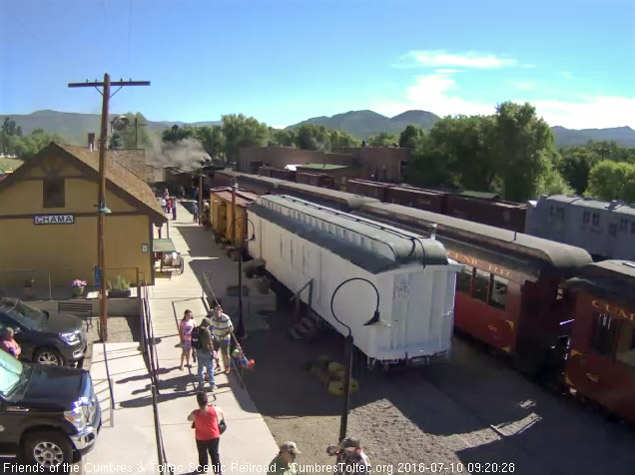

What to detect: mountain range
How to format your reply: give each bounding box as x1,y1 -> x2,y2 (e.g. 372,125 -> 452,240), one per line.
2,109 -> 635,148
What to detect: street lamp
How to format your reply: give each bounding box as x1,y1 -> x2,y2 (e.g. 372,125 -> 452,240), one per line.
228,216 -> 256,339
330,277 -> 381,442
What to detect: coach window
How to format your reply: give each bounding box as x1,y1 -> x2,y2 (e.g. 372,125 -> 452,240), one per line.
489,275 -> 508,310
582,211 -> 590,226
590,313 -> 617,356
473,269 -> 490,303
615,321 -> 635,370
631,222 -> 635,235
592,212 -> 600,227
43,178 -> 65,208
609,223 -> 617,237
456,265 -> 473,294
620,218 -> 628,232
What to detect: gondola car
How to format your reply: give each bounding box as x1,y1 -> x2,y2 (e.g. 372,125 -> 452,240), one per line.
354,202 -> 593,376
247,194 -> 461,366
562,260 -> 635,424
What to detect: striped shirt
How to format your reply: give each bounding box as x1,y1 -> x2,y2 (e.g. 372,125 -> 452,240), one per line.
212,313 -> 233,340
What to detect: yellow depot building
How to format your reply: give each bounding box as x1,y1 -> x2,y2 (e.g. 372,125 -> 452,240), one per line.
0,142 -> 167,289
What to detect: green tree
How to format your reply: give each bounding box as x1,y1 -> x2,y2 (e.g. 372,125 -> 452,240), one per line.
109,132 -> 123,149
494,102 -> 556,202
118,113 -> 152,149
268,128 -> 297,147
194,125 -> 226,161
398,125 -> 424,149
1,118 -> 18,154
162,124 -> 194,143
367,131 -> 399,147
536,153 -> 573,196
221,114 -> 269,163
557,146 -> 600,195
405,133 -> 454,187
295,124 -> 331,151
12,129 -> 65,159
329,129 -> 360,149
586,161 -> 635,201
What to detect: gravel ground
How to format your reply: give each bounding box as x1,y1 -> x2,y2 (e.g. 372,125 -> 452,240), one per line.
87,315 -> 141,343
239,298 -> 635,475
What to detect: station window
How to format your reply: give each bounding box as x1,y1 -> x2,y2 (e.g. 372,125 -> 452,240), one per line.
43,178 -> 65,208
473,269 -> 490,303
489,275 -> 508,310
456,265 -> 473,294
592,212 -> 600,227
609,223 -> 617,237
582,211 -> 590,226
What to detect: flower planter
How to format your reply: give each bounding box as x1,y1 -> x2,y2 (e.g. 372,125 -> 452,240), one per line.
72,286 -> 85,298
108,289 -> 132,298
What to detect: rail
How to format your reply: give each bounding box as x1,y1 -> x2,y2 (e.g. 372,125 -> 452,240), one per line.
138,281 -> 172,473
101,341 -> 116,428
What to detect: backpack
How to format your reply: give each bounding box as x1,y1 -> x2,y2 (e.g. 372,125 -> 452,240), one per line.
191,326 -> 201,350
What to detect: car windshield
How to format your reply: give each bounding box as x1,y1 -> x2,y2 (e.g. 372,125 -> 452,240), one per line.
0,298 -> 46,329
0,349 -> 25,396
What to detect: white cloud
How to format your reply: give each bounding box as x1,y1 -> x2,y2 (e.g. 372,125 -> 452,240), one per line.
371,72 -> 635,129
398,50 -> 517,69
523,64 -> 537,69
434,69 -> 463,74
531,96 -> 635,129
561,71 -> 573,79
510,81 -> 536,91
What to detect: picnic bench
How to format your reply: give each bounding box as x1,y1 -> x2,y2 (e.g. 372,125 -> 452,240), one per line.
153,238 -> 185,277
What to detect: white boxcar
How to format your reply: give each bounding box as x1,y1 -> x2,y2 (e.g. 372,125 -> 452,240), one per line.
247,195 -> 461,366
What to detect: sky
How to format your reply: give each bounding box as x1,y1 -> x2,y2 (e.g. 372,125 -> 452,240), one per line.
1,0 -> 634,129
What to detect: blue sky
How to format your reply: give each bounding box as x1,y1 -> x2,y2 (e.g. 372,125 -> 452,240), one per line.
1,0 -> 634,129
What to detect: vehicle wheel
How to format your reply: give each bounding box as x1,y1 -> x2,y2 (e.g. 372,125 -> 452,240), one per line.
24,430 -> 73,470
34,347 -> 64,366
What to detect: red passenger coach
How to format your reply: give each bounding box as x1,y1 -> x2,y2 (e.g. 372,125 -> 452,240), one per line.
354,202 -> 592,376
562,260 -> 635,424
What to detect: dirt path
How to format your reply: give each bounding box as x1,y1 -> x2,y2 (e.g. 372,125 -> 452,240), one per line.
239,302 -> 635,475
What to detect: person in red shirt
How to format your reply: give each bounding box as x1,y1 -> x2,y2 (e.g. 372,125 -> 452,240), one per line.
188,391 -> 224,474
0,328 -> 21,358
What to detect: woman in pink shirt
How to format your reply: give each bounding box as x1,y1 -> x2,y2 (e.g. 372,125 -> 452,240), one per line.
179,310 -> 196,370
188,391 -> 224,474
0,328 -> 21,358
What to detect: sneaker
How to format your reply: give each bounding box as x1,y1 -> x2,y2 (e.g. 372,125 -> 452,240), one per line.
225,367 -> 231,374
208,384 -> 216,392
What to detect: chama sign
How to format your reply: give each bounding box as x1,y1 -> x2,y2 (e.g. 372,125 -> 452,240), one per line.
33,214 -> 75,225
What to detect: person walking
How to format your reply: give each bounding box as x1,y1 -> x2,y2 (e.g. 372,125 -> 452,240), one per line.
188,391 -> 224,474
179,184 -> 186,199
179,310 -> 196,370
0,328 -> 21,358
210,307 -> 234,373
268,442 -> 303,475
196,318 -> 216,391
171,197 -> 177,220
193,201 -> 199,223
326,437 -> 371,474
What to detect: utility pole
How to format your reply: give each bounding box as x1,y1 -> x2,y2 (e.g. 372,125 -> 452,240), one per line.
69,74 -> 150,341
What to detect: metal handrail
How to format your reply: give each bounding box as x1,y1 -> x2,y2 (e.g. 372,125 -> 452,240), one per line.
138,280 -> 172,473
101,340 -> 116,428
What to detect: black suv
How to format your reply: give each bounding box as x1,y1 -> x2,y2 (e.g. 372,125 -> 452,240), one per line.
0,350 -> 101,468
0,298 -> 88,366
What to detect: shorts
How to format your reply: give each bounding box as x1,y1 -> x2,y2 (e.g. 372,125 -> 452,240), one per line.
181,340 -> 192,350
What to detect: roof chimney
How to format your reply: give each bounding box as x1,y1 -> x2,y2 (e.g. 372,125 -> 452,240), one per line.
88,133 -> 96,152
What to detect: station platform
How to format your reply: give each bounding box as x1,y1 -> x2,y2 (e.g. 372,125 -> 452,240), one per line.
85,202 -> 279,474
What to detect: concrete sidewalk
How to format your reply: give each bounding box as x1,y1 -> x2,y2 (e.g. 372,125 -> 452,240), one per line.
149,203 -> 279,474
85,203 -> 279,474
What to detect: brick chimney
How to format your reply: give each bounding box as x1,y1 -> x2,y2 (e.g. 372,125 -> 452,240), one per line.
88,133 -> 96,152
